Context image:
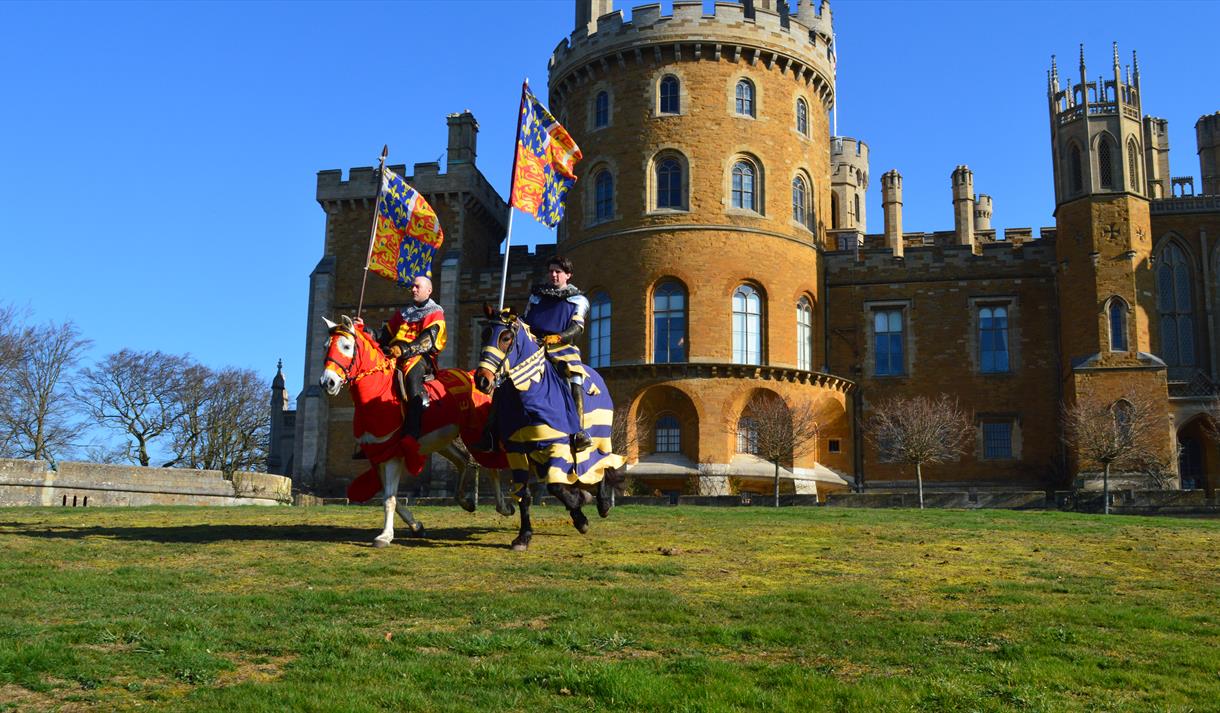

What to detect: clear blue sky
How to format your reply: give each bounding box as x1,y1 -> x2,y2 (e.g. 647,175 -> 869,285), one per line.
2,0 -> 1217,404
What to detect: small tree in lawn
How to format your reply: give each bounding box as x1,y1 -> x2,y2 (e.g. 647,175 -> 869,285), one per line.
865,395 -> 973,509
1062,389 -> 1164,514
732,394 -> 821,507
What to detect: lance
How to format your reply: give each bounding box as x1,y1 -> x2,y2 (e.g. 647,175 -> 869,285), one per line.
498,79 -> 529,311
356,144 -> 389,320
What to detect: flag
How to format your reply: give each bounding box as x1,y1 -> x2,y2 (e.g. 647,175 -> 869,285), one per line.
368,168 -> 444,285
510,86 -> 583,227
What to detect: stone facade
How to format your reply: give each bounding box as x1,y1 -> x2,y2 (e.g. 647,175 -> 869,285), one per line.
281,1 -> 1220,498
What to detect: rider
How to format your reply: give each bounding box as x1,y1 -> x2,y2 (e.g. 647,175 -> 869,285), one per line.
379,275 -> 446,441
523,255 -> 592,452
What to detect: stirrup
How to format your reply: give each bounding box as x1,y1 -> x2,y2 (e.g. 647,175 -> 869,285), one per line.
571,430 -> 592,453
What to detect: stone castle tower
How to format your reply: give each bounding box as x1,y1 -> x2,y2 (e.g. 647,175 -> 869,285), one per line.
547,0 -> 854,493
1047,43 -> 1171,466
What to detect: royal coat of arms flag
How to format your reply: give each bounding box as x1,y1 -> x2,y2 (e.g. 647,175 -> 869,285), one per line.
368,168 -> 445,285
509,86 -> 583,227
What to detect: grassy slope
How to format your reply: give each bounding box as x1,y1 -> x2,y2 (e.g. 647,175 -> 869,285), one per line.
0,505 -> 1217,712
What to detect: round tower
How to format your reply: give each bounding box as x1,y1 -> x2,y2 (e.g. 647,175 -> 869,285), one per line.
547,0 -> 854,495
974,194 -> 993,232
830,137 -> 869,231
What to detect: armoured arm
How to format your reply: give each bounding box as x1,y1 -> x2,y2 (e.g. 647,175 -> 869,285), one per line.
392,323 -> 440,357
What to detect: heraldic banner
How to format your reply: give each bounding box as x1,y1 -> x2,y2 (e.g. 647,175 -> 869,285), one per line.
509,86 -> 583,227
369,168 -> 445,285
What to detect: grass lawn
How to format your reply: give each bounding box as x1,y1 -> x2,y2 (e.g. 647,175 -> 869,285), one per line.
0,504 -> 1217,712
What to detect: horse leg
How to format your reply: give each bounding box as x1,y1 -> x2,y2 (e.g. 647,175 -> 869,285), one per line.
440,445 -> 476,513
511,479 -> 533,551
597,467 -> 616,518
492,468 -> 514,517
374,460 -> 402,547
547,482 -> 590,535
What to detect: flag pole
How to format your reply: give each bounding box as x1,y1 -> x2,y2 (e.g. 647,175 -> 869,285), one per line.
498,79 -> 529,311
356,144 -> 389,320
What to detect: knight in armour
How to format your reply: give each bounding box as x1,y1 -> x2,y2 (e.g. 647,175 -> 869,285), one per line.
378,275 -> 446,441
524,255 -> 592,452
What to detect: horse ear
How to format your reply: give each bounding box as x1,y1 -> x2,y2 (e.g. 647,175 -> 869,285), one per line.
483,302 -> 496,320
322,317 -> 338,330
341,315 -> 354,330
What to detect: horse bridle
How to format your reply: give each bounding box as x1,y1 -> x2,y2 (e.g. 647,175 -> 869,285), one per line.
325,327 -> 392,384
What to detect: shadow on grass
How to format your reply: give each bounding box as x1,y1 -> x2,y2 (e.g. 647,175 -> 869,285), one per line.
0,522 -> 516,547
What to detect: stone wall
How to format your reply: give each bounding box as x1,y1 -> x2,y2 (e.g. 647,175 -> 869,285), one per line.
0,459 -> 291,507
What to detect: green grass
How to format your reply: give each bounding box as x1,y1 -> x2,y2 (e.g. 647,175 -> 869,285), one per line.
0,505 -> 1217,712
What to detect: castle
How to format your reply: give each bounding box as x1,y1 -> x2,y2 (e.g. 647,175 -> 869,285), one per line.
270,0 -> 1220,498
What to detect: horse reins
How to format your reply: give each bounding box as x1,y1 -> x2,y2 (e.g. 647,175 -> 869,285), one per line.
326,328 -> 394,384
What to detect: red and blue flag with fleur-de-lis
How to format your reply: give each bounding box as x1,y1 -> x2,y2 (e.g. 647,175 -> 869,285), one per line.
509,86 -> 583,227
368,168 -> 444,285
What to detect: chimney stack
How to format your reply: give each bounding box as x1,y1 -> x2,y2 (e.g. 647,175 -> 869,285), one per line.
881,169 -> 903,257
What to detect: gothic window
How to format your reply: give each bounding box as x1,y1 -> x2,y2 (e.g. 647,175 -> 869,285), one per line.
732,284 -> 763,365
588,292 -> 611,367
732,160 -> 757,211
1127,138 -> 1141,192
874,308 -> 904,376
660,75 -> 680,114
791,175 -> 808,226
979,305 -> 1010,373
655,156 -> 685,209
653,281 -> 687,363
594,170 -> 614,223
594,91 -> 609,128
1156,243 -> 1195,370
1109,297 -> 1129,352
735,79 -> 755,117
1099,136 -> 1116,189
1070,144 -> 1083,193
796,98 -> 809,135
655,414 -> 681,453
796,296 -> 814,371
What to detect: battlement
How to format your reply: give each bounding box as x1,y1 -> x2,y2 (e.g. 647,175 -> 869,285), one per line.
826,231 -> 1057,281
550,1 -> 835,106
316,160 -> 508,231
831,136 -> 868,185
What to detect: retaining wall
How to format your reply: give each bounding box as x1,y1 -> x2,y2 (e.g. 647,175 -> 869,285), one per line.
0,459 -> 291,507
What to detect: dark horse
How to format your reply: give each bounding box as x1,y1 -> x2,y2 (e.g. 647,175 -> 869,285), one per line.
474,305 -> 623,551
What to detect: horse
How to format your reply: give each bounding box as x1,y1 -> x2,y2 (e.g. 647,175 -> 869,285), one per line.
320,315 -> 513,548
474,305 -> 624,551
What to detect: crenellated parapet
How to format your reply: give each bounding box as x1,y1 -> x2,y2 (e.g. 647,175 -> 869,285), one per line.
549,1 -> 836,109
825,236 -> 1057,282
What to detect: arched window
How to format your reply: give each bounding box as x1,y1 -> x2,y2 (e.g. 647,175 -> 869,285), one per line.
1109,297 -> 1129,352
735,79 -> 755,116
659,75 -> 680,114
979,305 -> 1010,373
796,297 -> 814,370
594,91 -> 609,128
732,284 -> 763,365
1156,243 -> 1195,371
1099,136 -> 1116,189
1127,138 -> 1141,192
653,281 -> 687,363
655,157 -> 684,209
796,98 -> 809,135
736,416 -> 758,455
791,175 -> 808,226
588,292 -> 611,367
731,160 -> 757,211
655,414 -> 680,453
1070,144 -> 1083,194
594,170 -> 614,223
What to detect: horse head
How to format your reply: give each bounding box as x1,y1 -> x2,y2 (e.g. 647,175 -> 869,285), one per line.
475,303 -> 535,394
320,315 -> 388,396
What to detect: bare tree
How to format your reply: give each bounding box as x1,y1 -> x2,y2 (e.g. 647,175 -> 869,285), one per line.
731,394 -> 821,507
865,394 -> 973,509
166,366 -> 269,475
1062,389 -> 1166,514
0,321 -> 90,462
75,349 -> 190,466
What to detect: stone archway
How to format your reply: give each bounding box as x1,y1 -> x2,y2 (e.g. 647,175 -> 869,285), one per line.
1177,415 -> 1218,493
627,385 -> 702,495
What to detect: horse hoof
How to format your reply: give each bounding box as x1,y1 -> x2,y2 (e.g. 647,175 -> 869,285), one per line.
373,537 -> 392,548
496,504 -> 516,517
409,523 -> 426,537
573,511 -> 590,534
597,496 -> 612,519
578,489 -> 594,506
458,497 -> 476,513
510,534 -> 531,551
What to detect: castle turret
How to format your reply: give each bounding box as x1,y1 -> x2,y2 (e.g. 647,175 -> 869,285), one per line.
951,166 -> 974,247
1198,111 -> 1220,196
1143,116 -> 1171,198
446,111 -> 478,167
974,194 -> 993,232
575,0 -> 613,33
881,169 -> 903,257
831,137 -> 869,231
